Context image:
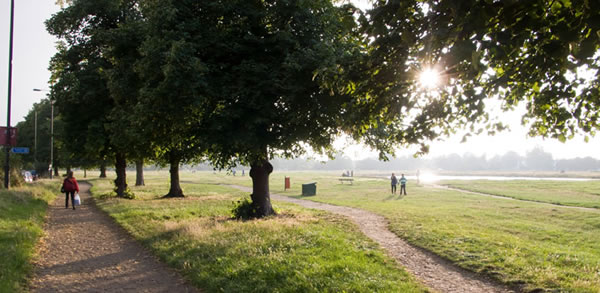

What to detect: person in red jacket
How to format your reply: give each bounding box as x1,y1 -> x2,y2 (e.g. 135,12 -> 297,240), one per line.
62,171 -> 80,210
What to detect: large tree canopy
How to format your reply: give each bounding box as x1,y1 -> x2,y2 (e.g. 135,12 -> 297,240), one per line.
138,0 -> 364,215
360,0 -> 600,156
44,0 -> 600,217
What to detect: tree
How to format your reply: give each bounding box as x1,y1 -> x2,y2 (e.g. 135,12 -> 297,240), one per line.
139,0 -> 364,216
361,0 -> 600,155
47,0 -> 144,197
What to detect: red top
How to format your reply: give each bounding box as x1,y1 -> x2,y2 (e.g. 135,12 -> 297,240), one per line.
63,177 -> 80,193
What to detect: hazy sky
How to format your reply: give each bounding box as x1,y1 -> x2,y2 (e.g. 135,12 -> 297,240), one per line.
1,1 -> 598,160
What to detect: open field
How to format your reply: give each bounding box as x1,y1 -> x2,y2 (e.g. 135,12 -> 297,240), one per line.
441,180 -> 600,208
86,172 -> 426,292
78,170 -> 600,292
211,170 -> 600,292
0,181 -> 57,293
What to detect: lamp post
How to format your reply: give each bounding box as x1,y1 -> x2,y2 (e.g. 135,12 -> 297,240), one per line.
4,0 -> 15,189
33,89 -> 52,179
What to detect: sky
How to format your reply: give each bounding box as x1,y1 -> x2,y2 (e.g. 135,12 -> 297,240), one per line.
1,1 -> 599,161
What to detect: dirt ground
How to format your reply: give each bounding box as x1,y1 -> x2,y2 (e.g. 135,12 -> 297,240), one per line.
29,182 -> 199,293
231,185 -> 516,293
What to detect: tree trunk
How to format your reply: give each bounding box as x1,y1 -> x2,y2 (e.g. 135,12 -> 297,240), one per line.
84,169 -> 87,178
99,162 -> 107,178
135,159 -> 145,186
163,153 -> 183,197
54,166 -> 59,177
249,159 -> 276,217
114,153 -> 128,197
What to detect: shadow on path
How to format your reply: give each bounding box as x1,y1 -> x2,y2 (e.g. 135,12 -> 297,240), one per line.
30,181 -> 199,293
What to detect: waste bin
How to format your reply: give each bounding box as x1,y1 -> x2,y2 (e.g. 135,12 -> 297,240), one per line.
302,182 -> 317,196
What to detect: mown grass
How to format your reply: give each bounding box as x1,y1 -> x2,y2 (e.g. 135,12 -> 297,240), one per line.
86,171 -> 426,292
441,180 -> 600,208
0,180 -> 57,293
212,170 -> 600,292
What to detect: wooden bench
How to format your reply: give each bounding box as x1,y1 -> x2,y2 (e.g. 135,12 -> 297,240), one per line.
338,178 -> 354,185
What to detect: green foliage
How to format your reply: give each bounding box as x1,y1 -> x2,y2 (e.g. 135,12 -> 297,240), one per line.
362,0 -> 600,154
0,182 -> 56,293
230,197 -> 277,220
231,197 -> 257,220
112,186 -> 135,200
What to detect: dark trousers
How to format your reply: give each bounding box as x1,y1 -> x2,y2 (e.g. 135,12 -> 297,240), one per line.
391,184 -> 397,194
65,191 -> 75,208
400,184 -> 407,195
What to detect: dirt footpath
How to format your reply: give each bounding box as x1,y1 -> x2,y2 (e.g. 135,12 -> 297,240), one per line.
231,185 -> 515,293
30,182 -> 198,293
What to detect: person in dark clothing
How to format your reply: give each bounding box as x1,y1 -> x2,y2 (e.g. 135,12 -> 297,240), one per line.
62,171 -> 80,210
390,173 -> 398,194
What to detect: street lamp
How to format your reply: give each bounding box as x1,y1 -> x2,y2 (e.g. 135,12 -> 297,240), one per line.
33,88 -> 52,179
4,0 -> 15,188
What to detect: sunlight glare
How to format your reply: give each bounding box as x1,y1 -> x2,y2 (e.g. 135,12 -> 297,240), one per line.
418,171 -> 438,183
419,68 -> 440,89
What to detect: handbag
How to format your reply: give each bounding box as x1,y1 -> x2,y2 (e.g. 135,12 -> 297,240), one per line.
74,193 -> 81,206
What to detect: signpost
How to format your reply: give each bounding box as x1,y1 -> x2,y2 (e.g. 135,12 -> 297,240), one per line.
11,147 -> 29,154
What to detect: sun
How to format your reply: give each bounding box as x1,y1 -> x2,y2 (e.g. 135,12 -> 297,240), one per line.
418,68 -> 441,89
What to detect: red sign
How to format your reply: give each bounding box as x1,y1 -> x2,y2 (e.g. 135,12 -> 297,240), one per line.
0,127 -> 17,146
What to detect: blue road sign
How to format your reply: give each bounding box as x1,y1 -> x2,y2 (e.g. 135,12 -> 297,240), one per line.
11,147 -> 29,154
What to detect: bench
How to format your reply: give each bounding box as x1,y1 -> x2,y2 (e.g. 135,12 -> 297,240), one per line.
338,178 -> 354,185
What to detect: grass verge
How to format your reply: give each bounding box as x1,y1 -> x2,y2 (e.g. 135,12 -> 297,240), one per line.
87,173 -> 426,292
0,180 -> 57,293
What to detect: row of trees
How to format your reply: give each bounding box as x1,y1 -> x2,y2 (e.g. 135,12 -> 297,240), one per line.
32,0 -> 600,217
269,148 -> 600,172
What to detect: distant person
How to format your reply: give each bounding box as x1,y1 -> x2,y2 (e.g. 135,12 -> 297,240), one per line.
62,171 -> 80,210
400,174 -> 407,195
390,173 -> 398,194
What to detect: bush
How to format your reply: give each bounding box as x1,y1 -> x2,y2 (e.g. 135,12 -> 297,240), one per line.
231,197 -> 259,220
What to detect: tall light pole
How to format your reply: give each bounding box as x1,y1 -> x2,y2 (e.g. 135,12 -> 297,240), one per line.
4,0 -> 15,189
33,89 -> 52,179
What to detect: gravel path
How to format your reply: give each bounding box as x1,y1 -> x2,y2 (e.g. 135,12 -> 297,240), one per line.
230,185 -> 515,293
30,182 -> 199,293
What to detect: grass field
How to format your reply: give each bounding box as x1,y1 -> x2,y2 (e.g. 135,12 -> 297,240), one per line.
212,170 -> 600,292
81,170 -> 600,292
87,171 -> 426,292
0,180 -> 57,293
441,179 -> 600,208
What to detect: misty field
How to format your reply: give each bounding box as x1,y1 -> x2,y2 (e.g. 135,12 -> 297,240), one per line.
84,170 -> 600,292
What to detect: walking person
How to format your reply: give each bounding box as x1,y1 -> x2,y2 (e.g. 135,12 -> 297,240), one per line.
62,171 -> 80,210
400,174 -> 407,195
390,173 -> 398,194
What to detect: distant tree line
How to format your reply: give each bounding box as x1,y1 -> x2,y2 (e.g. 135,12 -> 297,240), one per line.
268,148 -> 600,172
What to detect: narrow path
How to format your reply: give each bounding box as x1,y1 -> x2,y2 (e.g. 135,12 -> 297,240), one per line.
230,185 -> 514,293
30,182 -> 199,293
431,184 -> 600,212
